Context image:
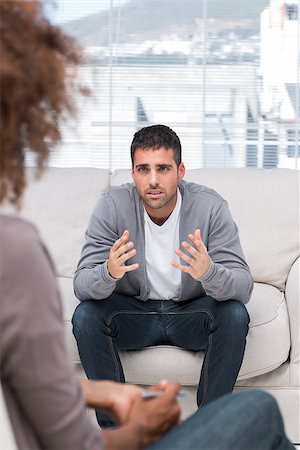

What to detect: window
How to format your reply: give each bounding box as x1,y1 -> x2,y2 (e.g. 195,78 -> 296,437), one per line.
46,0 -> 300,170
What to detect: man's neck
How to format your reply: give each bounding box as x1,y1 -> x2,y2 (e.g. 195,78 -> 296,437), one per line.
147,213 -> 171,226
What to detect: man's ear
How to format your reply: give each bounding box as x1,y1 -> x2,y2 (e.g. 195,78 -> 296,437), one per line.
178,162 -> 185,181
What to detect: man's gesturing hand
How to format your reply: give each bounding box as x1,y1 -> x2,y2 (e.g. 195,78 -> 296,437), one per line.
107,230 -> 139,280
172,228 -> 211,279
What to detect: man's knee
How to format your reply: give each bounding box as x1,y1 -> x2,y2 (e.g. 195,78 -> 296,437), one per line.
72,300 -> 105,338
220,300 -> 249,334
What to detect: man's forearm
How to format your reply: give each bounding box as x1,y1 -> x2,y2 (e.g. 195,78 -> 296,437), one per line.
199,262 -> 254,303
74,263 -> 116,301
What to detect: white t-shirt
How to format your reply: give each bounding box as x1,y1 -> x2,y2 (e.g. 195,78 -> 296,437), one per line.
144,189 -> 182,300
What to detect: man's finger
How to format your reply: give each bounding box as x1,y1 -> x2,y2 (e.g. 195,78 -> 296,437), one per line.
195,228 -> 201,241
115,241 -> 134,258
111,230 -> 130,251
188,231 -> 207,253
119,248 -> 137,263
112,237 -> 127,251
181,241 -> 198,258
171,260 -> 191,273
124,263 -> 139,272
175,248 -> 194,265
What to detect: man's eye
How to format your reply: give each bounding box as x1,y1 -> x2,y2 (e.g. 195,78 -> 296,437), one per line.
137,167 -> 148,172
159,166 -> 169,172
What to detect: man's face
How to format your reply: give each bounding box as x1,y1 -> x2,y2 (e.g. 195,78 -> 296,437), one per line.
132,147 -> 185,221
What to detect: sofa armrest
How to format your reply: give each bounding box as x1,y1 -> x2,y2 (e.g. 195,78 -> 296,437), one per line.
285,256 -> 300,387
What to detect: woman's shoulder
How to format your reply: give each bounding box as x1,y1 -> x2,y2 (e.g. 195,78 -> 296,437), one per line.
0,214 -> 40,253
0,214 -> 38,234
0,214 -> 54,276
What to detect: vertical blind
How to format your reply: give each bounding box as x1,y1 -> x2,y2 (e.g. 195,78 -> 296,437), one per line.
47,0 -> 300,170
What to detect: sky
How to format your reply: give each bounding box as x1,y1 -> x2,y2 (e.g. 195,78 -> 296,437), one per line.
45,0 -> 129,23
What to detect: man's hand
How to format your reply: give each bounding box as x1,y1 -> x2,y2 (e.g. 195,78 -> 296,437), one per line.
107,230 -> 139,279
172,228 -> 211,279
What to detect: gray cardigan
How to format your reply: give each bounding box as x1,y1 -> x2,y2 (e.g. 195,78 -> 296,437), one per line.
74,180 -> 253,304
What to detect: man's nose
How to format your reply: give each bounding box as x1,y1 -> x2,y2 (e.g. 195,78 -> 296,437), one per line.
148,170 -> 159,186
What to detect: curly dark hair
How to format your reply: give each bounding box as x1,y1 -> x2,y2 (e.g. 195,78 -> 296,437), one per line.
0,0 -> 85,206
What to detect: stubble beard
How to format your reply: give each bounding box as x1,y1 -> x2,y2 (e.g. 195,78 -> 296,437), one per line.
142,189 -> 177,211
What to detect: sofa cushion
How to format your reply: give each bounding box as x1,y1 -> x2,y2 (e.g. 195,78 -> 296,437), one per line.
110,168 -> 299,291
60,276 -> 290,384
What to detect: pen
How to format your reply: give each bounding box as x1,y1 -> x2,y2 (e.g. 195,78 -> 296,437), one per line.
141,389 -> 189,399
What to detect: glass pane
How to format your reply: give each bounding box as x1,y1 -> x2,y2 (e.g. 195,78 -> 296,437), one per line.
45,0 -> 299,170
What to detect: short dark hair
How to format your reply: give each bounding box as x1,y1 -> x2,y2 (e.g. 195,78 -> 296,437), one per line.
130,124 -> 182,167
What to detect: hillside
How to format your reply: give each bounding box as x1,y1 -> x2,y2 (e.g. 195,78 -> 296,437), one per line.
62,0 -> 269,46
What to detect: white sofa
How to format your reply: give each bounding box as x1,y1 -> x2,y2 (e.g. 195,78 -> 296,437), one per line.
16,167 -> 300,443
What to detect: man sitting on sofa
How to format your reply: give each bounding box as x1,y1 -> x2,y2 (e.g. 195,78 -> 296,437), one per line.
72,124 -> 254,428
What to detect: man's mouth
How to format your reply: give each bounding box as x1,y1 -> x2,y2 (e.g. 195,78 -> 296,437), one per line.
146,190 -> 163,198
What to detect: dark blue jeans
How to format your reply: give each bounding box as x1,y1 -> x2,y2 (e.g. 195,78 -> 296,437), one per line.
72,294 -> 249,428
147,390 -> 295,450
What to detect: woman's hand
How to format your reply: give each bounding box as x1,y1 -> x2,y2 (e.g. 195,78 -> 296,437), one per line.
79,380 -> 142,424
125,381 -> 181,447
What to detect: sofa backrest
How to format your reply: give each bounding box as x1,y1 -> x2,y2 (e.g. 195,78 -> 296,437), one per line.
20,168 -> 111,277
111,168 -> 300,291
